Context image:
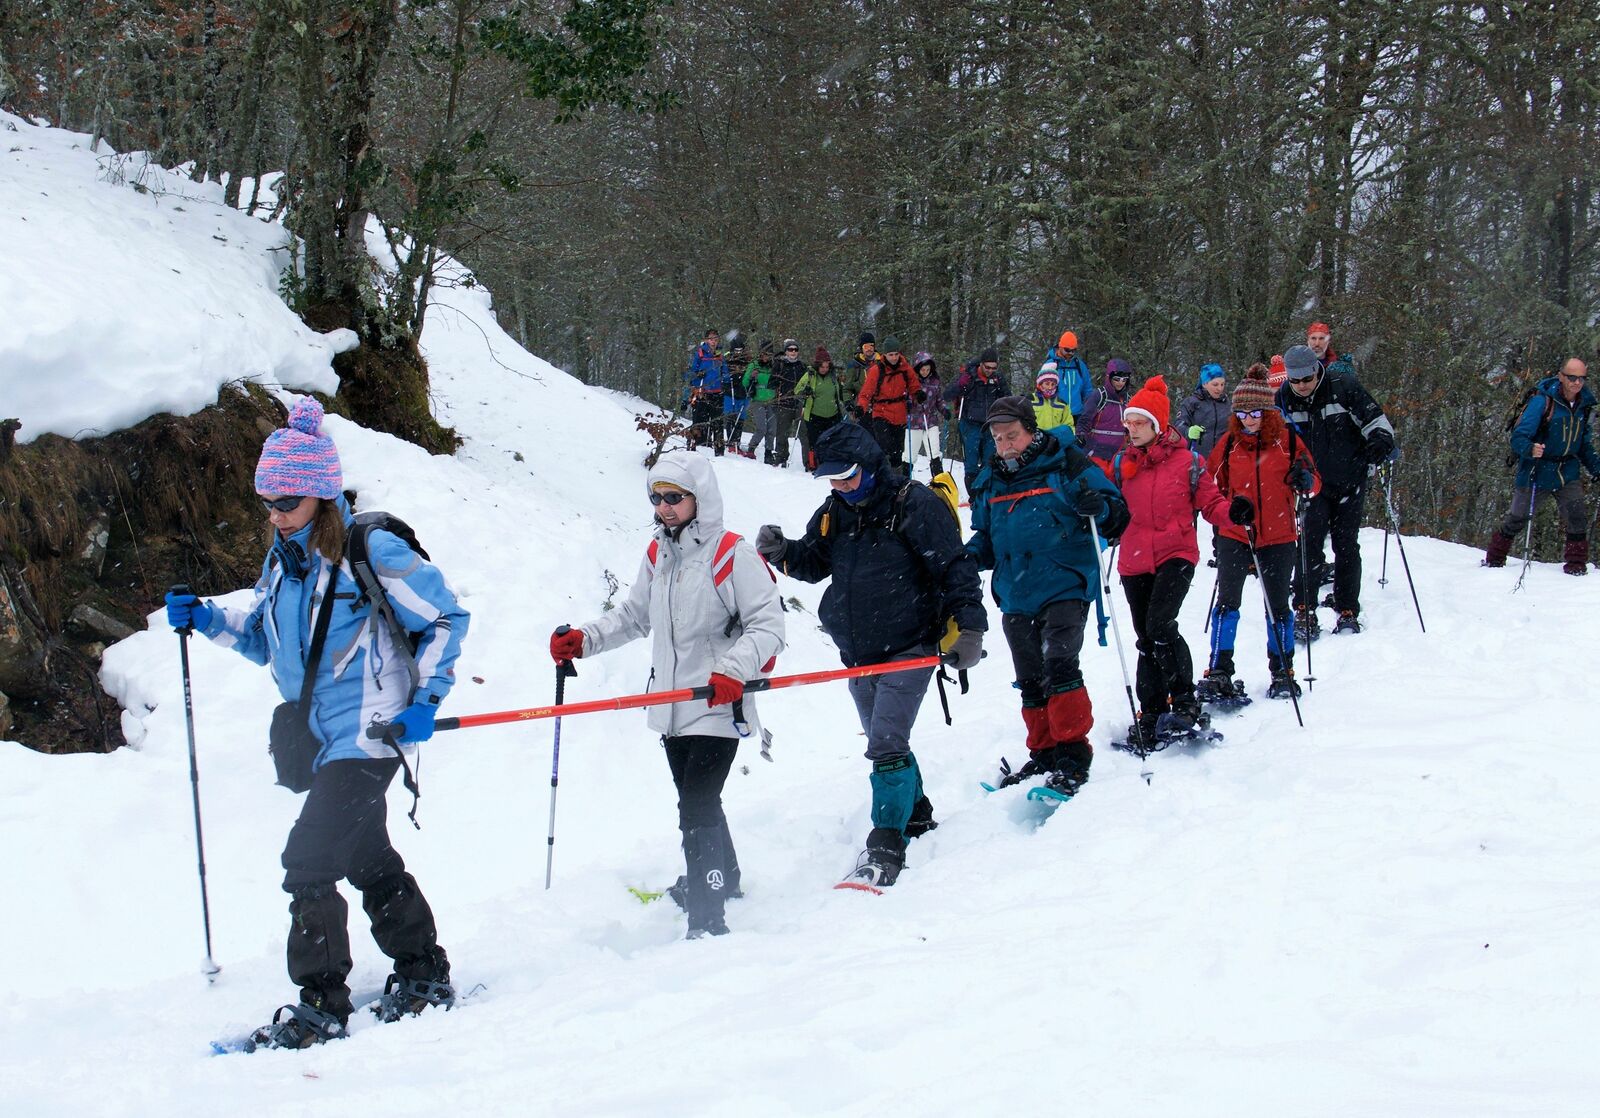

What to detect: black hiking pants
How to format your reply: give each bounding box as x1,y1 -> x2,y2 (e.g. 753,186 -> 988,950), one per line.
664,735 -> 740,928
1122,559 -> 1197,714
281,759 -> 444,1020
1295,483 -> 1365,614
1216,538 -> 1296,674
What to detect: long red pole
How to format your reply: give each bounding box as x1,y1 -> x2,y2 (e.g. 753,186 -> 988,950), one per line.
366,655 -> 943,739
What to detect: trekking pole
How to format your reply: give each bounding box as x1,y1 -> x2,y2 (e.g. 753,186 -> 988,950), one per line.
366,655 -> 946,739
1086,512 -> 1147,767
1244,532 -> 1305,728
1202,565 -> 1220,634
1382,469 -> 1426,632
1514,480 -> 1539,593
1376,463 -> 1388,591
1293,497 -> 1316,691
171,584 -> 221,983
545,628 -> 577,890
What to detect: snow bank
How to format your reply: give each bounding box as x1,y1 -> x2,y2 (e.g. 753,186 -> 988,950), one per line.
0,112 -> 342,441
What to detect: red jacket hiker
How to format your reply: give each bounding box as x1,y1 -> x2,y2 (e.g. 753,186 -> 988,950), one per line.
1116,427 -> 1231,577
1206,411 -> 1321,548
857,353 -> 917,426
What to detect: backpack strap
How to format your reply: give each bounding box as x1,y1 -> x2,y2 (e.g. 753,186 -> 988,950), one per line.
346,532 -> 424,829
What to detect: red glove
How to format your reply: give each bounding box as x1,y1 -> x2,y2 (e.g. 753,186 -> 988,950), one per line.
706,672 -> 744,707
549,627 -> 584,663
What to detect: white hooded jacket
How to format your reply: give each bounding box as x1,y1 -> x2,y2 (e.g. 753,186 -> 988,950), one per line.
581,452 -> 786,740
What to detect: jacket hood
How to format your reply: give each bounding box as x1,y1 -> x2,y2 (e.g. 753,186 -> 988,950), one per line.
1538,375 -> 1597,409
646,450 -> 725,535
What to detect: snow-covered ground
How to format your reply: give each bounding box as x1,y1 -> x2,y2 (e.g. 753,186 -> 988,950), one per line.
4,128 -> 1600,1116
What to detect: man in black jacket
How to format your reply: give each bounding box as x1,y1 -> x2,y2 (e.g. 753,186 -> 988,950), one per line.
756,423 -> 987,890
1275,340 -> 1395,637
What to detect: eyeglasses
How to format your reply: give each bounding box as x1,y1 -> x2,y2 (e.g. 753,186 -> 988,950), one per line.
260,494 -> 308,513
649,491 -> 690,506
1287,373 -> 1317,385
1234,409 -> 1264,420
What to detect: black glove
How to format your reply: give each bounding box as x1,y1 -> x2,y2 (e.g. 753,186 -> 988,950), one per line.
914,389 -> 928,404
943,627 -> 983,671
1365,436 -> 1394,466
849,404 -> 865,420
1289,465 -> 1315,494
1074,482 -> 1108,519
755,524 -> 786,563
1228,496 -> 1255,526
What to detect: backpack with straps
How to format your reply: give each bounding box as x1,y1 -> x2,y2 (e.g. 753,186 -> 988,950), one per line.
347,510 -> 429,826
1502,386 -> 1559,468
1112,444 -> 1206,498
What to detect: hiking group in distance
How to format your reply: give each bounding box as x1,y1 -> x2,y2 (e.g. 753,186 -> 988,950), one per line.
158,318 -> 1589,1052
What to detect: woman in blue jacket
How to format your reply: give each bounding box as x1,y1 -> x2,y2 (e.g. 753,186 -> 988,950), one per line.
165,397 -> 469,1050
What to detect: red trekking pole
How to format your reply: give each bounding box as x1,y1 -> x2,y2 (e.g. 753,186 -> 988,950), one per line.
366,656 -> 944,739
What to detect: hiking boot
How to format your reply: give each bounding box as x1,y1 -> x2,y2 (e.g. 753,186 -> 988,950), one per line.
1130,710 -> 1162,748
373,974 -> 457,1023
1155,698 -> 1202,740
1267,669 -> 1302,700
905,794 -> 939,838
248,1001 -> 347,1051
1196,670 -> 1234,704
1564,535 -> 1589,575
1483,530 -> 1514,568
1293,606 -> 1321,643
1332,609 -> 1362,634
844,827 -> 906,889
1043,765 -> 1089,798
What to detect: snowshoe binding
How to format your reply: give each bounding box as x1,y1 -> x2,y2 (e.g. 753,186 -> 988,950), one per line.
1196,671 -> 1251,710
1293,607 -> 1321,644
1331,609 -> 1362,634
372,974 -> 457,1024
244,1002 -> 347,1052
1028,765 -> 1088,804
1267,669 -> 1302,700
836,828 -> 905,894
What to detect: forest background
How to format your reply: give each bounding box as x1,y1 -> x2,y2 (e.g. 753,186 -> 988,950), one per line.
4,0 -> 1598,548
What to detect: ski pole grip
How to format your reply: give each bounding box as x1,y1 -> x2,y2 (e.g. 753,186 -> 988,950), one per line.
554,625 -> 578,678
170,583 -> 194,636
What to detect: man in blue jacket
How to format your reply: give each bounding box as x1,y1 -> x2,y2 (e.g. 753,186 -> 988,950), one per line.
967,397 -> 1128,796
685,327 -> 727,455
756,423 -> 987,889
1484,357 -> 1600,573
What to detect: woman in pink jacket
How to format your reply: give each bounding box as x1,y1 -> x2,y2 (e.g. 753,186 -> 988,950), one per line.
1112,376 -> 1231,744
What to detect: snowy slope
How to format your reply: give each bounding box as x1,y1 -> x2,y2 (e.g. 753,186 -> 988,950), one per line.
0,113 -> 344,441
5,169 -> 1600,1116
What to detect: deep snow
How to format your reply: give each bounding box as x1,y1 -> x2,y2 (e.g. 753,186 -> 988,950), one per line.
3,123 -> 1599,1118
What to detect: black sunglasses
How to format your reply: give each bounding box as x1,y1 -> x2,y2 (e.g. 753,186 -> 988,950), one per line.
1287,373 -> 1318,385
1561,372 -> 1587,382
649,491 -> 690,506
260,494 -> 309,513
1234,409 -> 1264,420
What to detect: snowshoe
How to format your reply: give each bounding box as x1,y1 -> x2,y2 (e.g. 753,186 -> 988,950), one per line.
1196,672 -> 1251,710
1321,592 -> 1336,609
1029,766 -> 1087,802
1267,670 -> 1302,700
988,752 -> 1049,790
1293,608 -> 1321,644
244,1002 -> 347,1052
1331,609 -> 1363,634
1565,562 -> 1588,576
835,828 -> 905,894
372,974 -> 456,1023
1156,707 -> 1223,746
685,920 -> 730,940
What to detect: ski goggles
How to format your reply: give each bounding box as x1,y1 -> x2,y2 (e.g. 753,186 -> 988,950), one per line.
648,490 -> 691,506
259,494 -> 309,513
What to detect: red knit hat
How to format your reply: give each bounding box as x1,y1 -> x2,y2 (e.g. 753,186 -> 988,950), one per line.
1268,353 -> 1288,389
1124,375 -> 1171,433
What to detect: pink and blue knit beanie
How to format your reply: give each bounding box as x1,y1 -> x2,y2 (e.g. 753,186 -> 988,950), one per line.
254,397 -> 343,499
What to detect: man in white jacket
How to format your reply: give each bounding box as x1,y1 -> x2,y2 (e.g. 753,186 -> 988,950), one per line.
550,451 -> 785,938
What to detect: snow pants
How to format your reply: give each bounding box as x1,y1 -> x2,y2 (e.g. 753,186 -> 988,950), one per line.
863,415 -> 906,470
847,651 -> 935,839
281,759 -> 445,1021
747,403 -> 779,462
959,419 -> 994,492
1499,480 -> 1588,539
664,734 -> 740,930
1122,559 -> 1197,715
1001,599 -> 1094,772
804,413 -> 841,470
1212,538 -> 1296,675
772,404 -> 800,466
689,392 -> 725,455
906,426 -> 943,476
1294,482 -> 1366,615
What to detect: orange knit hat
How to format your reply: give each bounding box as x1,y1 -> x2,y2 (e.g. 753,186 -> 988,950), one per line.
1058,330 -> 1078,350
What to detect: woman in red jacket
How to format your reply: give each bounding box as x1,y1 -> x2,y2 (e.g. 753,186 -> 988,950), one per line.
1200,368 -> 1320,702
1114,377 -> 1231,742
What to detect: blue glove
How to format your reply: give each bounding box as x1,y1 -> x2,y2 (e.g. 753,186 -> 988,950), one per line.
390,700 -> 438,743
165,590 -> 213,633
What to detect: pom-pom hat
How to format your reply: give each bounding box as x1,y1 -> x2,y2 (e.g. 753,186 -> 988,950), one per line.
1124,375 -> 1171,432
255,397 -> 343,499
1231,368 -> 1277,414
